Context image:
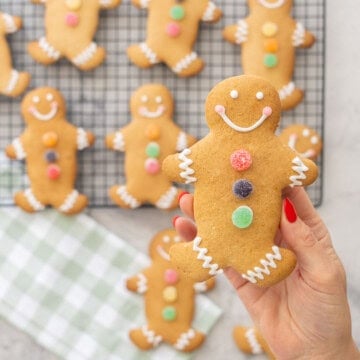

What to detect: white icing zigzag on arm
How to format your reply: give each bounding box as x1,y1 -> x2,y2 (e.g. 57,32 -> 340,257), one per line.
202,2 -> 216,21
136,274 -> 148,294
2,13 -> 17,33
193,237 -> 223,276
176,132 -> 187,152
77,128 -> 89,150
245,328 -> 263,355
178,149 -> 196,184
242,246 -> 282,284
174,329 -> 196,350
113,131 -> 125,151
289,156 -> 308,187
278,82 -> 295,100
5,70 -> 19,95
12,138 -> 26,160
236,20 -> 248,44
293,22 -> 305,47
141,326 -> 162,347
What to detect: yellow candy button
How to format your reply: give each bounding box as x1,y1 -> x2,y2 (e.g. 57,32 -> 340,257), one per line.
262,22 -> 278,37
42,132 -> 58,148
264,38 -> 279,53
163,286 -> 178,303
146,124 -> 161,140
65,0 -> 82,11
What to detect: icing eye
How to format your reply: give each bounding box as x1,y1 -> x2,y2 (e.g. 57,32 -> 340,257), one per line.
46,93 -> 54,102
163,236 -> 170,243
155,96 -> 162,104
174,236 -> 181,243
141,95 -> 148,103
302,128 -> 310,137
230,90 -> 239,99
256,92 -> 264,100
32,96 -> 40,104
311,136 -> 319,145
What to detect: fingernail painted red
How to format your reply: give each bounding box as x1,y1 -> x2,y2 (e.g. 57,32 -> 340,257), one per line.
172,216 -> 180,227
178,191 -> 189,203
284,198 -> 297,223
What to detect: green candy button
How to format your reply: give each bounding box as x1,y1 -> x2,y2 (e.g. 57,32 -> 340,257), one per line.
162,306 -> 177,321
170,5 -> 185,21
146,142 -> 160,158
264,53 -> 278,68
232,206 -> 253,229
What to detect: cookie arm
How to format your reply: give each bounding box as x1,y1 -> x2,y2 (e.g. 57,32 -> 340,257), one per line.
31,0 -> 47,5
105,124 -> 132,152
77,128 -> 95,150
201,2 -> 222,23
1,13 -> 22,34
6,135 -> 26,160
98,0 -> 122,9
223,19 -> 249,45
131,0 -> 150,10
287,154 -> 318,188
193,278 -> 215,293
126,273 -> 148,295
292,22 -> 316,48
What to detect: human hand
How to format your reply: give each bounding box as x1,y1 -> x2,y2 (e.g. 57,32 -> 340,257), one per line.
174,188 -> 359,359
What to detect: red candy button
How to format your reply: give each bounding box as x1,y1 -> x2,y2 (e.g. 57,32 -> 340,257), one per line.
65,13 -> 80,27
47,164 -> 61,180
164,269 -> 179,285
230,150 -> 252,172
166,22 -> 181,37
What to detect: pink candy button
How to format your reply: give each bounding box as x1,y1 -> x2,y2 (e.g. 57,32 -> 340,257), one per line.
164,269 -> 179,285
230,149 -> 252,172
166,22 -> 181,37
144,158 -> 161,175
65,13 -> 80,27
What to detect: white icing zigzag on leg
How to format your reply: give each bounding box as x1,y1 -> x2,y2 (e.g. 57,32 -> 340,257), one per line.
59,190 -> 79,213
116,186 -> 141,209
245,328 -> 263,354
242,246 -> 282,284
178,148 -> 196,184
2,13 -> 17,33
139,42 -> 159,65
236,20 -> 248,44
136,274 -> 148,294
193,236 -> 223,276
24,189 -> 45,211
5,70 -> 19,95
201,2 -> 216,21
174,329 -> 196,350
72,43 -> 97,66
141,325 -> 162,347
156,186 -> 177,209
289,156 -> 308,187
172,52 -> 198,74
38,37 -> 61,60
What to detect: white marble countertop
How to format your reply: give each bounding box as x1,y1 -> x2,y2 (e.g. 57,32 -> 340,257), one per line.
1,0 -> 359,359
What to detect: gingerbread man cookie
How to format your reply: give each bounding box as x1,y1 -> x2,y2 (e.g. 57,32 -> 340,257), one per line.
28,0 -> 121,70
223,0 -> 315,110
0,12 -> 30,97
127,0 -> 222,77
106,84 -> 196,210
233,326 -> 274,359
163,75 -> 318,287
126,229 -> 215,351
6,87 -> 95,214
279,124 -> 322,161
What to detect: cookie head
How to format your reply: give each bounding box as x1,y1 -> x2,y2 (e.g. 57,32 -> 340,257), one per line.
248,0 -> 292,12
149,229 -> 183,263
206,75 -> 281,135
130,84 -> 174,121
22,88 -> 66,124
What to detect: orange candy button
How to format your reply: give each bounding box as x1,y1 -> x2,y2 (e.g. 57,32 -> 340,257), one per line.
42,132 -> 58,148
264,38 -> 279,53
146,124 -> 161,140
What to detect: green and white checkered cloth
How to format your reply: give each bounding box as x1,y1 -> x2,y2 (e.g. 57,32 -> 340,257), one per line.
0,209 -> 222,360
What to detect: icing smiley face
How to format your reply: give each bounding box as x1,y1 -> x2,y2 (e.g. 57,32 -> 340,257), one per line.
248,0 -> 292,12
206,75 -> 281,134
149,230 -> 183,263
22,88 -> 66,124
257,0 -> 285,9
131,84 -> 174,121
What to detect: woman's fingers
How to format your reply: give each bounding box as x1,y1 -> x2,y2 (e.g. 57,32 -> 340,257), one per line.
179,193 -> 194,219
174,216 -> 197,241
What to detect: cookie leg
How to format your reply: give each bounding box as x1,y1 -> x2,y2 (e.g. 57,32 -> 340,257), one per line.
14,189 -> 46,213
127,42 -> 160,69
154,186 -> 179,210
129,326 -> 162,350
2,70 -> 30,97
167,51 -> 205,77
109,185 -> 142,209
169,236 -> 223,282
69,42 -> 106,71
278,82 -> 304,110
56,190 -> 88,215
173,329 -> 205,352
238,245 -> 297,287
28,37 -> 61,65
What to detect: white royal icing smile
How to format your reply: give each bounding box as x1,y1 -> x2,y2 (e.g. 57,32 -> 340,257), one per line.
257,0 -> 285,9
215,104 -> 272,133
139,105 -> 165,118
156,245 -> 171,261
29,102 -> 58,121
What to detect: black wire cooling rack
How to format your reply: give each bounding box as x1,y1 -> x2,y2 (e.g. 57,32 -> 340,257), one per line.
0,0 -> 325,207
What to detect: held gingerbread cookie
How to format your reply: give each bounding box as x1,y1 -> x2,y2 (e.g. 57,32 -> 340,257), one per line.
0,12 -> 30,97
105,84 -> 196,210
163,75 -> 318,287
28,0 -> 121,71
279,124 -> 322,160
233,326 -> 274,359
223,0 -> 315,110
6,87 -> 95,214
127,0 -> 222,77
126,229 -> 215,351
